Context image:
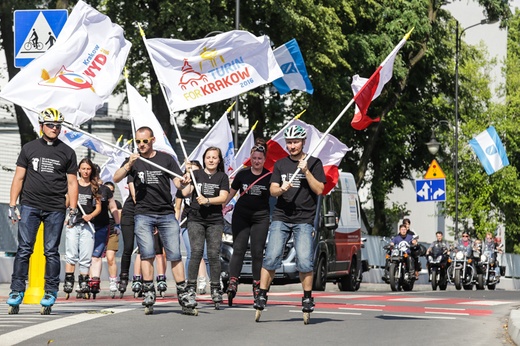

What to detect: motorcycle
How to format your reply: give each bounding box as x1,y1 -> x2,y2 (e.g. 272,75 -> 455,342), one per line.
475,243 -> 501,290
386,238 -> 416,292
427,246 -> 449,291
447,244 -> 475,290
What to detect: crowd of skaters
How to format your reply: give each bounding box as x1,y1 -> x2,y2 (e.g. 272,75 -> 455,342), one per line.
6,108 -> 326,320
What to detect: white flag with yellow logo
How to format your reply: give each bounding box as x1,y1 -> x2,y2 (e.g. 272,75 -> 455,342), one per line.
0,0 -> 131,126
145,30 -> 283,112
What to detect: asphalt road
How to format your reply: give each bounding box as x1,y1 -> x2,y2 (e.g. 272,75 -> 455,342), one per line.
1,283 -> 518,346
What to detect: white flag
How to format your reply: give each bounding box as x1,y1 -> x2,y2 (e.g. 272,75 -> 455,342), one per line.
126,80 -> 178,161
145,30 -> 283,112
188,114 -> 235,175
0,0 -> 131,126
234,128 -> 256,170
469,126 -> 510,175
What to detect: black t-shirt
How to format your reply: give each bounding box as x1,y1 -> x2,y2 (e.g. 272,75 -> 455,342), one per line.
232,167 -> 271,212
271,155 -> 326,224
188,169 -> 229,223
17,138 -> 78,212
122,194 -> 134,218
93,184 -> 113,227
175,189 -> 192,222
122,151 -> 182,215
77,184 -> 96,223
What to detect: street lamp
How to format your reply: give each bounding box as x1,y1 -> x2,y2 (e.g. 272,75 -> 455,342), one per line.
454,18 -> 497,238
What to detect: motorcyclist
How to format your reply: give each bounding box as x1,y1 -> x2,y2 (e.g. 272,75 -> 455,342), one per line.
403,218 -> 422,279
483,232 -> 503,278
456,231 -> 473,256
390,224 -> 418,278
426,231 -> 449,272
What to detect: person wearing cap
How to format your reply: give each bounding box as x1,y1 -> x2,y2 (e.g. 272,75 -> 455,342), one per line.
7,108 -> 79,312
254,124 -> 326,321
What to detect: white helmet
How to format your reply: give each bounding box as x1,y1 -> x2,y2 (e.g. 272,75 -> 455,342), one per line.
38,108 -> 64,123
284,125 -> 306,139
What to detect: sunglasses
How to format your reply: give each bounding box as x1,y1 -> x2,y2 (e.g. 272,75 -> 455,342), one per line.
135,138 -> 153,144
252,145 -> 266,152
462,235 -> 469,238
44,123 -> 62,130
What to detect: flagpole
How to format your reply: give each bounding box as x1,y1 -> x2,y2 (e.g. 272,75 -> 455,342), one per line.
286,100 -> 354,185
76,203 -> 96,234
123,69 -> 138,153
61,121 -> 184,179
228,119 -> 258,178
139,24 -> 204,195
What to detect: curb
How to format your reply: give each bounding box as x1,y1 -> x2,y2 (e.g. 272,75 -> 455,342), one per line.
509,309 -> 520,345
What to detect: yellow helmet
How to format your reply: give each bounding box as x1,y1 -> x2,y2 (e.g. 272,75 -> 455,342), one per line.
38,108 -> 64,123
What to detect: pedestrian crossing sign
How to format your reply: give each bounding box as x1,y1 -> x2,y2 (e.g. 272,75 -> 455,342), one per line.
424,159 -> 446,179
14,9 -> 68,68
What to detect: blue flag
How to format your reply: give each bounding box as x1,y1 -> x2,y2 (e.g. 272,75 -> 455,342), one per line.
272,39 -> 314,95
469,126 -> 509,175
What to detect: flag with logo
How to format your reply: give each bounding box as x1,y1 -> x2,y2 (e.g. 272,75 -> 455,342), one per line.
469,126 -> 509,175
0,0 -> 131,126
126,80 -> 178,161
272,39 -> 314,95
188,114 -> 235,175
100,140 -> 132,202
351,29 -> 413,131
145,30 -> 283,112
245,119 -> 350,194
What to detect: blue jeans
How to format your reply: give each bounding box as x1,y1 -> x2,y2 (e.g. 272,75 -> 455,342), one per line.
180,227 -> 209,279
11,205 -> 66,292
134,213 -> 181,261
65,223 -> 95,273
263,221 -> 314,273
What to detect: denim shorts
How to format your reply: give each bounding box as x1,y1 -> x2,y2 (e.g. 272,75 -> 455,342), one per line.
134,213 -> 181,261
263,221 -> 314,273
92,225 -> 109,258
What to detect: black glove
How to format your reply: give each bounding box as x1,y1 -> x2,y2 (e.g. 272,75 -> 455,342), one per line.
65,208 -> 79,227
8,205 -> 20,223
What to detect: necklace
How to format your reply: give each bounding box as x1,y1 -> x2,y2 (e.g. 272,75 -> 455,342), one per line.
205,169 -> 216,179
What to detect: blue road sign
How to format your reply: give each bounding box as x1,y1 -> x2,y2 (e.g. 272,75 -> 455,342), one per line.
14,9 -> 68,68
416,178 -> 446,202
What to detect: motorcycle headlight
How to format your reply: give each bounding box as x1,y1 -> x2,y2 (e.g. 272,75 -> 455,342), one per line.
481,254 -> 488,262
456,252 -> 464,260
391,249 -> 399,257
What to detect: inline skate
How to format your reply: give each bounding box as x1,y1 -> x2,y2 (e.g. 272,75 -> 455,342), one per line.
6,291 -> 24,314
142,282 -> 156,315
226,276 -> 239,307
132,275 -> 143,298
109,277 -> 118,299
76,274 -> 90,299
156,274 -> 167,298
89,276 -> 101,299
177,283 -> 198,316
252,280 -> 260,302
210,283 -> 223,310
197,276 -> 207,295
118,273 -> 129,298
302,297 -> 315,325
40,291 -> 57,315
63,273 -> 74,300
254,291 -> 268,322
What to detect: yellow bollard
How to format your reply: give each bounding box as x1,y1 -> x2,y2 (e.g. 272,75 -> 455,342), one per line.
23,223 -> 45,304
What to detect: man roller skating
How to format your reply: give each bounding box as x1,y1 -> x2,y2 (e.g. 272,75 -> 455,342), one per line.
6,108 -> 78,315
113,126 -> 195,315
254,125 -> 325,324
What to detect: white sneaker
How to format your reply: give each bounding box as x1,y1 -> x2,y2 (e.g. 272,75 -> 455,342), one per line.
197,276 -> 207,294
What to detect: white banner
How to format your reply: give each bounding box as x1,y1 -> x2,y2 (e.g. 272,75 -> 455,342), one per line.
146,30 -> 283,112
0,0 -> 131,126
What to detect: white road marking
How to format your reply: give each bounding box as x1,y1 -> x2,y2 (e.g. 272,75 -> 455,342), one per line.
383,313 -> 456,320
425,306 -> 466,311
289,310 -> 362,316
318,295 -> 382,300
425,311 -> 469,316
390,297 -> 444,302
457,300 -> 513,306
340,307 -> 383,312
1,308 -> 134,346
